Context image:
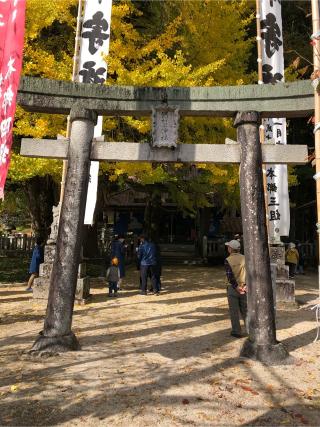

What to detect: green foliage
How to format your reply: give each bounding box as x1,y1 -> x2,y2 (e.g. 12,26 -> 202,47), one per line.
0,256 -> 30,283
0,187 -> 31,231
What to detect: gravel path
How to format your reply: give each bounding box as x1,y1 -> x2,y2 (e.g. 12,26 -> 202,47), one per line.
0,265 -> 319,426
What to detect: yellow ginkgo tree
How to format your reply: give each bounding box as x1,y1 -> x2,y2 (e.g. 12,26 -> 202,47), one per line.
6,0 -> 254,237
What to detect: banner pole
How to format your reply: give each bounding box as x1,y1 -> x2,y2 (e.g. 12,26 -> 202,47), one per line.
59,0 -> 83,204
311,0 -> 320,341
256,0 -> 269,239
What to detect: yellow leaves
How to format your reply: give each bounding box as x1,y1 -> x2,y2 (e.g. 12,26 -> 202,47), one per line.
8,154 -> 62,182
14,108 -> 67,139
125,118 -> 150,134
23,48 -> 72,81
10,385 -> 18,393
102,158 -> 170,186
139,16 -> 183,57
177,0 -> 254,85
107,2 -> 231,88
16,0 -> 253,208
25,0 -> 77,40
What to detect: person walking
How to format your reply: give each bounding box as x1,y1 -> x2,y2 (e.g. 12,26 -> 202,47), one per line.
26,237 -> 44,291
285,242 -> 299,279
138,236 -> 159,295
224,239 -> 247,338
106,257 -> 120,297
111,235 -> 126,289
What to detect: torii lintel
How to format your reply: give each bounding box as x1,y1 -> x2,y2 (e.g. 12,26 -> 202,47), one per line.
17,76 -> 314,118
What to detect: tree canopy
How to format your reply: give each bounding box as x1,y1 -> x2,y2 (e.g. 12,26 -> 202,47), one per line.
7,0 -> 313,225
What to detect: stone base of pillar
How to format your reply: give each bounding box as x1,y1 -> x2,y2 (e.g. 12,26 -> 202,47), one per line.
31,331 -> 80,354
240,339 -> 293,365
276,278 -> 296,303
33,242 -> 91,304
75,276 -> 91,305
270,244 -> 297,308
33,275 -> 91,304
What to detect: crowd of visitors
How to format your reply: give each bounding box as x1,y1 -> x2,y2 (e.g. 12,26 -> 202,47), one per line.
26,231 -> 309,339
106,234 -> 162,297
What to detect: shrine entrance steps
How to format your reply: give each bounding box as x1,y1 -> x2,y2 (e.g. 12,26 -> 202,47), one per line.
159,243 -> 202,265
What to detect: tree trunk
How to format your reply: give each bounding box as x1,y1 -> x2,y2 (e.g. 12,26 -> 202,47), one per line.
31,107 -> 97,353
234,111 -> 291,365
143,192 -> 162,241
25,175 -> 58,241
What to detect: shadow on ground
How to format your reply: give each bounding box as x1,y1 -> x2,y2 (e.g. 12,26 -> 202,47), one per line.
0,266 -> 319,426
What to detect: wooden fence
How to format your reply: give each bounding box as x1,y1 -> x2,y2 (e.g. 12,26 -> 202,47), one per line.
0,235 -> 35,255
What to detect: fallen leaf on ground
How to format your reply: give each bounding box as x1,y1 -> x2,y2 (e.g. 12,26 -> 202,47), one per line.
235,379 -> 251,385
279,419 -> 291,425
239,385 -> 259,395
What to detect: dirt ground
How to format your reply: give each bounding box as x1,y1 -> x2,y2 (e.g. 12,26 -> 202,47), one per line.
0,265 -> 320,426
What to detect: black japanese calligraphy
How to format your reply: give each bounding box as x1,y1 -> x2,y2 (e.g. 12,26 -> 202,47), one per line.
265,123 -> 273,134
261,13 -> 283,58
79,61 -> 106,84
82,11 -> 109,55
262,64 -> 283,84
269,209 -> 281,221
267,182 -> 278,193
269,0 -> 282,6
268,196 -> 279,207
266,167 -> 276,179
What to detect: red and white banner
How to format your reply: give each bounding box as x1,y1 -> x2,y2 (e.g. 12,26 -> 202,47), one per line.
0,0 -> 26,198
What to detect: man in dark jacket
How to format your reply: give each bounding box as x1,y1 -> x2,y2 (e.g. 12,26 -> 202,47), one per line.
138,236 -> 159,295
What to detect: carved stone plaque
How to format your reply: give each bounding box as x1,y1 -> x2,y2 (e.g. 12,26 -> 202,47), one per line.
152,106 -> 179,148
269,245 -> 285,265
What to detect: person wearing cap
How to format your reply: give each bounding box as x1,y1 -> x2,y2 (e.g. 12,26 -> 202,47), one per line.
224,239 -> 247,338
285,242 -> 299,279
234,233 -> 244,254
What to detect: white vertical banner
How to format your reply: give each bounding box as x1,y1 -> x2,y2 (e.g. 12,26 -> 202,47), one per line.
260,0 -> 290,239
77,0 -> 112,225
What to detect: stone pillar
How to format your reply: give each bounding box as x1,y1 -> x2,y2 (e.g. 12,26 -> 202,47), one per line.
31,106 -> 97,353
33,159 -> 90,303
234,111 -> 291,364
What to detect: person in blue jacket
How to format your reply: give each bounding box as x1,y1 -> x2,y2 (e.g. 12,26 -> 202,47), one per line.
138,235 -> 159,295
111,235 -> 126,289
26,237 -> 44,291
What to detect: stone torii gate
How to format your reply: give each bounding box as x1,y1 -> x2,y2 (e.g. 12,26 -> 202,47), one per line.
17,76 -> 312,364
